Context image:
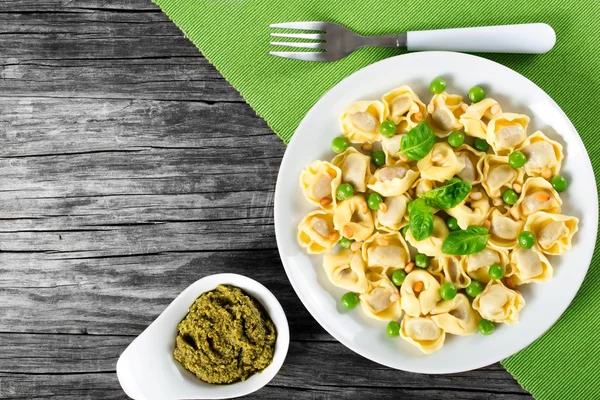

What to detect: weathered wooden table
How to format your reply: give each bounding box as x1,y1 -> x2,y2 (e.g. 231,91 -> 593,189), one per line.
0,1 -> 532,398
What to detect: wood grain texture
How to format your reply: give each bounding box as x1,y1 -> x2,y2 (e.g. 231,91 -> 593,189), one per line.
0,1 -> 531,399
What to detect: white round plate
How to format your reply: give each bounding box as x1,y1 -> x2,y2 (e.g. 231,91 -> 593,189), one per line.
274,51 -> 597,374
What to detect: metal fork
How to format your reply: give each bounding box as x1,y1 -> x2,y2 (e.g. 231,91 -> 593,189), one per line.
269,22 -> 556,62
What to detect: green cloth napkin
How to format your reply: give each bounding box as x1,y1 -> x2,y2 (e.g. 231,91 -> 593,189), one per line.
153,0 -> 600,397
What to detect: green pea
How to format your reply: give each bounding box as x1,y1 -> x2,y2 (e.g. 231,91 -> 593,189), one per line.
551,175 -> 568,192
465,280 -> 483,297
440,282 -> 458,300
488,264 -> 504,280
448,131 -> 465,148
446,217 -> 460,231
336,183 -> 354,201
518,231 -> 535,249
372,151 -> 386,167
474,138 -> 489,152
331,137 -> 349,154
380,120 -> 396,138
478,319 -> 495,335
468,86 -> 486,103
339,237 -> 353,249
401,225 -> 409,237
386,321 -> 400,337
415,253 -> 430,268
508,151 -> 527,168
341,292 -> 360,309
391,270 -> 407,286
502,189 -> 518,205
430,77 -> 447,94
367,193 -> 383,210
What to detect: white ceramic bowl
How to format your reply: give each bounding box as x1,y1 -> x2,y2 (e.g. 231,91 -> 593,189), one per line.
116,273 -> 289,399
274,51 -> 597,374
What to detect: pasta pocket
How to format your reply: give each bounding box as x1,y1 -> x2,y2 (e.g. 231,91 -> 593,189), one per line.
362,232 -> 410,277
524,212 -> 579,255
331,147 -> 372,193
513,177 -> 562,219
417,142 -> 464,182
481,155 -> 524,199
431,294 -> 480,335
381,134 -> 404,165
518,131 -> 564,177
472,280 -> 525,325
438,256 -> 471,289
509,247 -> 553,284
406,215 -> 449,257
446,186 -> 490,230
360,273 -> 403,321
459,98 -> 502,139
323,249 -> 369,293
400,269 -> 441,317
381,85 -> 427,131
297,210 -> 339,254
333,195 -> 375,241
400,316 -> 446,354
486,113 -> 530,155
454,144 -> 486,184
461,246 -> 510,284
340,100 -> 385,144
367,162 -> 419,196
300,160 -> 342,211
374,194 -> 410,232
426,92 -> 467,137
488,209 -> 524,250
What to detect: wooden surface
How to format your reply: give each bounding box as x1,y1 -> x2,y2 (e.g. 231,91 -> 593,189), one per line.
0,1 -> 532,399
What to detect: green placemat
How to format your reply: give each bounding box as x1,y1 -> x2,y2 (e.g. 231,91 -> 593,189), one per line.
153,0 -> 600,398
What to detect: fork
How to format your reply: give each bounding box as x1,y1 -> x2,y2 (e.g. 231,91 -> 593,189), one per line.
269,22 -> 556,61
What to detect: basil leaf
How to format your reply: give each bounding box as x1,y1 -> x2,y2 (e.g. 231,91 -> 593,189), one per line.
407,198 -> 434,241
399,121 -> 436,161
419,178 -> 472,209
442,226 -> 489,255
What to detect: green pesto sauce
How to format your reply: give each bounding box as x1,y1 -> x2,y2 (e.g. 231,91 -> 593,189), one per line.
173,284 -> 277,384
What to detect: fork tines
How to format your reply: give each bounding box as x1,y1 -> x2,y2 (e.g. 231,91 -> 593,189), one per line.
269,21 -> 331,62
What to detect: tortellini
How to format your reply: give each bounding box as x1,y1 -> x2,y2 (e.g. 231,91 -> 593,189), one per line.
509,247 -> 553,284
360,273 -> 403,321
298,84 -> 579,356
300,160 -> 342,211
406,215 -> 449,257
472,280 -> 525,325
400,269 -> 441,317
417,142 -> 464,182
518,131 -> 564,177
431,294 -> 480,335
323,249 -> 369,293
446,186 -> 490,230
374,194 -> 410,232
426,92 -> 467,137
459,98 -> 502,139
454,144 -> 485,184
400,316 -> 445,354
331,147 -> 372,192
488,209 -> 524,250
362,232 -> 410,277
486,113 -> 530,155
481,155 -> 524,199
340,100 -> 385,144
367,161 -> 419,196
461,246 -> 510,284
513,177 -> 562,219
382,85 -> 427,131
333,195 -> 375,241
524,212 -> 579,255
297,210 -> 339,254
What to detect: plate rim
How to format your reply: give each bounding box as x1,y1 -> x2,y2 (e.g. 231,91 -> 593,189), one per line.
274,51 -> 598,374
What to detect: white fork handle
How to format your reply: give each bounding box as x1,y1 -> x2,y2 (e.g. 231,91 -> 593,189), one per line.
407,23 -> 555,54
